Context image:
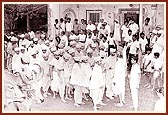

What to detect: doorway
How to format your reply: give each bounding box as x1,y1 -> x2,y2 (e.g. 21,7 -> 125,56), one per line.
124,13 -> 139,25
118,8 -> 139,25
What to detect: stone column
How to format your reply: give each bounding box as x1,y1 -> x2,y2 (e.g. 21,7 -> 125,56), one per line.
139,4 -> 143,32
47,4 -> 60,38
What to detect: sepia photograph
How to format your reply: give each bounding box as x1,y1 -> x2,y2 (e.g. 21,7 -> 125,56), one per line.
2,2 -> 166,112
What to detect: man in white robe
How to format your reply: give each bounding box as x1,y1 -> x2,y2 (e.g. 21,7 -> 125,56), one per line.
70,57 -> 85,107
12,47 -> 22,74
89,56 -> 105,111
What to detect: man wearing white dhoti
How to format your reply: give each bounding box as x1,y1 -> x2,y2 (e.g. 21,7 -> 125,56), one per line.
129,56 -> 141,111
49,51 -> 60,98
113,51 -> 126,107
70,57 -> 85,107
12,47 -> 22,74
89,56 -> 105,111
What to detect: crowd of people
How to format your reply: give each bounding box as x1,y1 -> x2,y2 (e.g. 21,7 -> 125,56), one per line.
4,16 -> 165,111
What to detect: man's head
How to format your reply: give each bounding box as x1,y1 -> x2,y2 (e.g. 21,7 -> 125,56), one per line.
132,34 -> 137,41
154,52 -> 160,59
128,29 -> 132,36
74,19 -> 78,24
14,47 -> 20,55
145,17 -> 150,25
140,32 -> 145,39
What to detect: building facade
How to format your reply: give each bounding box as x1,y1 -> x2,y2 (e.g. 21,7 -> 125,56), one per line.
48,3 -> 165,37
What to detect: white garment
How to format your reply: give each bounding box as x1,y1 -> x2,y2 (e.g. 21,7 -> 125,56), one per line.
105,24 -> 111,35
121,25 -> 129,38
89,64 -> 104,89
152,58 -> 163,71
70,63 -> 86,87
152,36 -> 164,55
28,31 -> 35,39
60,35 -> 68,48
34,44 -> 41,54
74,85 -> 83,104
129,41 -> 139,54
85,38 -> 93,49
97,22 -> 103,31
12,54 -> 22,73
113,22 -> 121,41
81,62 -> 92,87
143,53 -> 153,72
107,36 -> 115,46
129,23 -> 139,35
79,34 -> 86,42
130,63 -> 141,110
113,58 -> 126,95
66,22 -> 73,32
60,22 -> 66,32
86,24 -> 96,32
139,38 -> 148,52
124,34 -> 132,43
69,34 -> 76,41
130,63 -> 141,89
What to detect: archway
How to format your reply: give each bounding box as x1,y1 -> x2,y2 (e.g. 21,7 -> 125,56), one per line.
63,8 -> 76,22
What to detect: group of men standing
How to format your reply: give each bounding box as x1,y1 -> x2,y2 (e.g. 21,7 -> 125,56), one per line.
4,16 -> 164,111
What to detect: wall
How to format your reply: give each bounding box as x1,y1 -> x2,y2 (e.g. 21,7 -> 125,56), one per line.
48,3 -> 165,35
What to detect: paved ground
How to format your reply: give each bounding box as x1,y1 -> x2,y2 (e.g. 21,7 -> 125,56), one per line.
29,75 -> 158,112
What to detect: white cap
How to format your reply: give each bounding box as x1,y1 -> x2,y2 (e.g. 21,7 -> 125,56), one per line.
82,56 -> 89,61
58,43 -> 65,49
86,48 -> 93,53
21,41 -> 26,46
49,37 -> 53,40
42,52 -> 49,58
91,43 -> 97,48
50,47 -> 57,52
104,20 -> 108,23
156,25 -> 162,29
41,34 -> 45,38
94,56 -> 101,62
157,30 -> 164,34
152,29 -> 158,34
99,50 -> 106,58
20,46 -> 25,50
110,48 -> 116,53
45,40 -> 50,44
11,36 -> 18,41
29,41 -> 34,44
68,48 -> 75,54
20,34 -> 25,38
58,49 -> 64,55
33,38 -> 38,41
76,43 -> 81,48
41,44 -> 48,50
70,41 -> 76,46
54,50 -> 60,56
31,50 -> 36,55
74,57 -> 81,61
14,47 -> 20,51
99,44 -> 105,49
114,19 -> 119,22
63,53 -> 71,60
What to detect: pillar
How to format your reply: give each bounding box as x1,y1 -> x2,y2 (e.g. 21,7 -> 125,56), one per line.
139,4 -> 143,32
47,4 -> 60,38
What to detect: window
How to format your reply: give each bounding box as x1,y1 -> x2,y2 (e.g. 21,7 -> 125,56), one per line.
86,10 -> 102,24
